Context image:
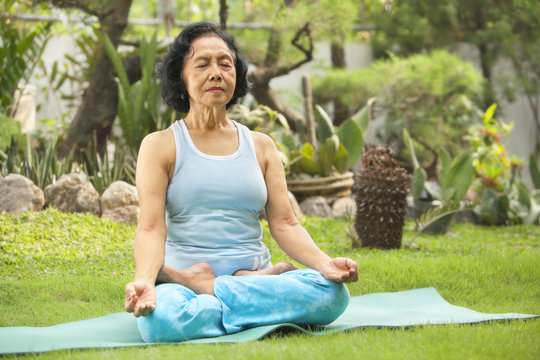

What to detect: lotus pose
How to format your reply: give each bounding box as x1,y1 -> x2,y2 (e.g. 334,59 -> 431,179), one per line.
124,22 -> 358,342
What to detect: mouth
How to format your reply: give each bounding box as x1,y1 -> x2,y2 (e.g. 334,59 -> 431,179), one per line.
206,87 -> 224,92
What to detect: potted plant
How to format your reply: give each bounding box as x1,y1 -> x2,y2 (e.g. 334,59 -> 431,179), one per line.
403,128 -> 474,234
281,99 -> 372,201
353,144 -> 411,249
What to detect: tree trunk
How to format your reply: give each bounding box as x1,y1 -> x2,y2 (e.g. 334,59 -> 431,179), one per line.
219,0 -> 228,30
477,42 -> 497,110
61,0 -> 133,156
330,39 -> 349,126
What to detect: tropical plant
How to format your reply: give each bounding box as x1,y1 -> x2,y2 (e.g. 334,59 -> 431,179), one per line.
353,144 -> 410,249
228,104 -> 290,135
404,128 -> 474,205
465,104 -> 518,192
281,101 -> 371,179
79,135 -> 135,195
312,50 -> 483,175
465,104 -> 538,225
403,128 -> 475,234
103,30 -> 171,152
0,114 -> 21,153
0,134 -> 77,190
0,17 -> 51,114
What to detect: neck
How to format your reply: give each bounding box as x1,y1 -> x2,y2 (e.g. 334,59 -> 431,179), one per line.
184,104 -> 229,130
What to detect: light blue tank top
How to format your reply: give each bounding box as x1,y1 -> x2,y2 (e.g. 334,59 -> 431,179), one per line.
164,119 -> 272,276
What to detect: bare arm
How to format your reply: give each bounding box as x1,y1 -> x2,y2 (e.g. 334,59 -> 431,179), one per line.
125,130 -> 174,316
253,132 -> 358,283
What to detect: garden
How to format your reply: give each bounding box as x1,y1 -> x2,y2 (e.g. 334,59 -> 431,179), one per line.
1,0 -> 539,359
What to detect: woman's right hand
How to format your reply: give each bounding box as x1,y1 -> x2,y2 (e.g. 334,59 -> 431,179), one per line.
125,280 -> 156,317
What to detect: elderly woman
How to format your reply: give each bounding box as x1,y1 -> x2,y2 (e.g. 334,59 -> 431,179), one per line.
124,22 -> 358,342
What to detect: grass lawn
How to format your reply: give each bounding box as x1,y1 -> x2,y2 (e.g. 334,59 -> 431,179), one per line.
0,208 -> 539,359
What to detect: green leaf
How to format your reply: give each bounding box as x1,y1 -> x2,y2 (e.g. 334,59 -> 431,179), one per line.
317,135 -> 339,176
438,148 -> 451,184
425,181 -> 443,200
337,118 -> 363,169
442,152 -> 473,202
50,61 -> 58,83
281,133 -> 298,156
411,167 -> 427,201
529,153 -> 540,189
524,190 -> 540,225
301,142 -> 315,158
516,181 -> 531,208
334,144 -> 349,173
483,103 -> 497,125
475,189 -> 499,225
349,100 -> 371,131
101,31 -> 132,105
403,128 -> 421,169
276,112 -> 290,130
296,148 -> 322,176
314,105 -> 336,145
405,200 -> 477,247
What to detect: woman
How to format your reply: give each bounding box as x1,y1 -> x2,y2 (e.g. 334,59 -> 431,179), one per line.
124,22 -> 358,342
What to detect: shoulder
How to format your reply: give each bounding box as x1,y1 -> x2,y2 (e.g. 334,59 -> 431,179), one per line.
137,128 -> 176,171
250,130 -> 276,151
140,127 -> 175,149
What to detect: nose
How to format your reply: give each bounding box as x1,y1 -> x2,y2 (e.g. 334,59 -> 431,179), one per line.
208,63 -> 222,81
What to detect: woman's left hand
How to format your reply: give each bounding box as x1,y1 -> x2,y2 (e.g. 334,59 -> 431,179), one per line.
318,257 -> 359,283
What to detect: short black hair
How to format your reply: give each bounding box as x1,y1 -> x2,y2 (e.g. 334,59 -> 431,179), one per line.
158,22 -> 250,113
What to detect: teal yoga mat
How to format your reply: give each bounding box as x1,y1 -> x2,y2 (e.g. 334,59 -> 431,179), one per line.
0,287 -> 537,354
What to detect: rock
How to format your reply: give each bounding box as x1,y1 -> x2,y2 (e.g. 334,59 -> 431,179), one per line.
102,205 -> 140,225
299,196 -> 333,218
44,173 -> 101,215
288,191 -> 304,222
0,174 -> 44,214
332,197 -> 356,218
101,181 -> 139,224
101,181 -> 138,209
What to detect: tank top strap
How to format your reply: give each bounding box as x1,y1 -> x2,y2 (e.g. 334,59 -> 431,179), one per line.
169,120 -> 186,177
232,120 -> 258,160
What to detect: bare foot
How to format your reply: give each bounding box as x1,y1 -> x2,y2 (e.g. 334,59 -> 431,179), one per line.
157,263 -> 216,296
233,261 -> 299,276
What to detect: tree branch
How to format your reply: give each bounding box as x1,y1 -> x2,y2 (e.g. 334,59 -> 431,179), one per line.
249,22 -> 313,84
248,21 -> 314,131
39,0 -> 114,21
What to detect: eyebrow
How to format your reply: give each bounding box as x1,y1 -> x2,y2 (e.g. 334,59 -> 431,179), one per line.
193,54 -> 234,62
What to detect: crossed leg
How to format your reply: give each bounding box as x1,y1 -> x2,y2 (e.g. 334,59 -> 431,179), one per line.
139,268 -> 350,342
156,261 -> 298,296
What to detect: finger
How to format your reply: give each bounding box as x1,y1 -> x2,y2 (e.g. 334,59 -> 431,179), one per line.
133,304 -> 143,317
125,294 -> 137,312
345,268 -> 359,283
345,258 -> 358,270
141,304 -> 155,317
327,270 -> 348,282
125,286 -> 136,303
135,302 -> 155,317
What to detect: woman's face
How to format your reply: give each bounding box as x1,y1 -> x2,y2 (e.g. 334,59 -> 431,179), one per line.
182,35 -> 237,110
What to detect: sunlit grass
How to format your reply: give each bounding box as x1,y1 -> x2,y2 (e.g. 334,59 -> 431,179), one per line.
0,208 -> 538,359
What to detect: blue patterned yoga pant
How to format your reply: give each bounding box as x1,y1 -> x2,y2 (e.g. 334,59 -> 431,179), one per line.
137,269 -> 350,342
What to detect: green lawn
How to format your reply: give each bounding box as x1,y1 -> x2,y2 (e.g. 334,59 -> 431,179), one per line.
0,208 -> 539,359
